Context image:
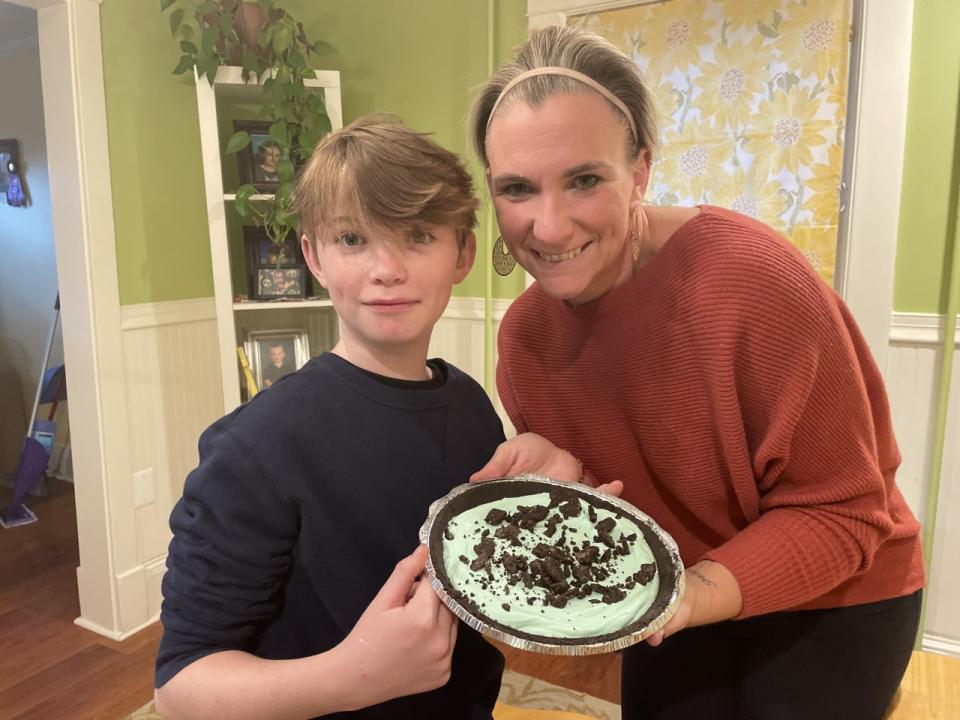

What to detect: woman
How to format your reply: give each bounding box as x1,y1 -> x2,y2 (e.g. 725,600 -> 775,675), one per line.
469,25 -> 924,719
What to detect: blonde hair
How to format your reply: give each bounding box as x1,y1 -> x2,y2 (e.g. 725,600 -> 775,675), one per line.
471,25 -> 657,165
295,114 -> 478,248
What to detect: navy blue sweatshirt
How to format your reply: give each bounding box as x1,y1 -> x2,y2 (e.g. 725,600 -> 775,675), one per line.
157,353 -> 505,718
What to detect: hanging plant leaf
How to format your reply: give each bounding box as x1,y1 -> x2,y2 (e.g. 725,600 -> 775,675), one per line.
160,0 -> 177,12
276,158 -> 295,183
180,40 -> 198,54
235,184 -> 258,218
312,40 -> 336,56
172,54 -> 194,75
225,130 -> 251,154
272,24 -> 293,54
169,8 -> 185,34
316,111 -> 332,135
269,120 -> 291,148
201,28 -> 217,58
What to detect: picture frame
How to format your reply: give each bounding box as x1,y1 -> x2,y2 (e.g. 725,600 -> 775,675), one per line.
244,327 -> 310,390
255,265 -> 309,300
242,224 -> 309,300
0,139 -> 19,196
233,120 -> 288,192
244,225 -> 302,268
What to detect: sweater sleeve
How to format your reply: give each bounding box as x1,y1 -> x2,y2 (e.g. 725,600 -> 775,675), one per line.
702,255 -> 896,618
155,422 -> 298,687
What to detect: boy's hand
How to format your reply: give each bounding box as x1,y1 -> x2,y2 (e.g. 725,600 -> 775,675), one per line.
470,433 -> 623,497
336,545 -> 457,710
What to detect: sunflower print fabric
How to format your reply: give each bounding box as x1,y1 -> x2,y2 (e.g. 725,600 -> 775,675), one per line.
570,0 -> 852,285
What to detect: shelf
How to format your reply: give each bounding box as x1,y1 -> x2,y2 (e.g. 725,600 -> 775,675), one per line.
233,299 -> 334,311
212,66 -> 340,104
224,193 -> 275,202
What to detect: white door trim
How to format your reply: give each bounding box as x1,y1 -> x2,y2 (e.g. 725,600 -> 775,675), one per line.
11,0 -> 133,636
527,0 -> 913,366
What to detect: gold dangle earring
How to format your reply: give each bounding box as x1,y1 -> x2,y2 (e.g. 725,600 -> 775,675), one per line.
632,203 -> 651,265
492,235 -> 517,276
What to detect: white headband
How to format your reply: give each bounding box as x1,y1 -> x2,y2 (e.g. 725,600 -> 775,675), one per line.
485,66 -> 639,145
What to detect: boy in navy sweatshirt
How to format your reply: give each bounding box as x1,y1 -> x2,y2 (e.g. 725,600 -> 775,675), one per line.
155,115 -> 505,719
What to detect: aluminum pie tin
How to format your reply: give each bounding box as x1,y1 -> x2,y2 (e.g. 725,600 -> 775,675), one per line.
419,474 -> 685,656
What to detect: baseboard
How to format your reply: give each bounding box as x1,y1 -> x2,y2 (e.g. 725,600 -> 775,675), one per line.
74,613 -> 159,641
922,633 -> 960,658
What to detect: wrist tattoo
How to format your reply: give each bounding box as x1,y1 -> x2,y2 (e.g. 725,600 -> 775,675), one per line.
689,569 -> 716,587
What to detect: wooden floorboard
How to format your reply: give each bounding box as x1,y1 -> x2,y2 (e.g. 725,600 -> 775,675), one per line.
0,480 -> 161,720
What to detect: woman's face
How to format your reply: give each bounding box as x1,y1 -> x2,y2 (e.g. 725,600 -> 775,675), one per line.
262,145 -> 281,170
486,92 -> 648,305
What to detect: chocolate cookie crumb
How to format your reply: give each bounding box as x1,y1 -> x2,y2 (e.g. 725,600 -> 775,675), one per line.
485,508 -> 508,525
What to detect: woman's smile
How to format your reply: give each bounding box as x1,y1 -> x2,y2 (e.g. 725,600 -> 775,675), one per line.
535,240 -> 592,264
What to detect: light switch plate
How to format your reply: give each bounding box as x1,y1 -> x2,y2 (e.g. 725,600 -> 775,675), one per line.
133,468 -> 155,508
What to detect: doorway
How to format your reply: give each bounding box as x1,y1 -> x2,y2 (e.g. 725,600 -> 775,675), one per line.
2,0 -> 137,640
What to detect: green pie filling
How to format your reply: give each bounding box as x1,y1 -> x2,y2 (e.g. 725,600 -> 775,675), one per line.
442,492 -> 659,638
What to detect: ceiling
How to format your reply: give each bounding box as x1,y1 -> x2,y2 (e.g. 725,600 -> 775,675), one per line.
0,2 -> 38,49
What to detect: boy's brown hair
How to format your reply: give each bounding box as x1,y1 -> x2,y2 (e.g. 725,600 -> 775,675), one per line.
295,114 -> 478,249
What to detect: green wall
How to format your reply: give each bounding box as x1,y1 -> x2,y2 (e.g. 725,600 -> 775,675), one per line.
101,0 -> 527,306
895,0 -> 960,313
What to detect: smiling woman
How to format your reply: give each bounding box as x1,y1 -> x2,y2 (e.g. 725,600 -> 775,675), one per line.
469,24 -> 925,720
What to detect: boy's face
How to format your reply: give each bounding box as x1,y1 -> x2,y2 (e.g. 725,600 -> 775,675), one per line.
302,217 -> 475,358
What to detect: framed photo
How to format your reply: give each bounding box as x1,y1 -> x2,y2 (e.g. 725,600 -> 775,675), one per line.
256,266 -> 308,300
244,225 -> 302,267
0,139 -> 19,196
244,327 -> 310,390
233,120 -> 288,191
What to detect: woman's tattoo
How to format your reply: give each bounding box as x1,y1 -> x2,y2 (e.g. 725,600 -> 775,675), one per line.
690,569 -> 716,587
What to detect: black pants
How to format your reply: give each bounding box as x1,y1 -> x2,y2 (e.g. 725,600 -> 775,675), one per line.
621,590 -> 921,720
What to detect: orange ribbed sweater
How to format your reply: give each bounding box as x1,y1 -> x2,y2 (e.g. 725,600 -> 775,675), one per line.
497,206 -> 924,618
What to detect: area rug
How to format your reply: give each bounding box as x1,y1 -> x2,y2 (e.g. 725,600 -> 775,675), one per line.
124,670 -> 621,720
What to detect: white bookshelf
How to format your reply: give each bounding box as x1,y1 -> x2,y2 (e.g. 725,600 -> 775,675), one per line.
195,65 -> 343,412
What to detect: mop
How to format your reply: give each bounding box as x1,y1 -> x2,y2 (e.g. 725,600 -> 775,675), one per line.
1,295 -> 62,528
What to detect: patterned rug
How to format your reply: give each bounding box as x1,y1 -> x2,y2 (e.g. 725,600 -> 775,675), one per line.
125,670 -> 621,719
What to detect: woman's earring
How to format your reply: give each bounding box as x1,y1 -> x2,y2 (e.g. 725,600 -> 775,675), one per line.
632,204 -> 648,264
492,235 -> 517,276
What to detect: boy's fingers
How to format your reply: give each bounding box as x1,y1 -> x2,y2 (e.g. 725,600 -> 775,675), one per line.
407,566 -> 441,612
371,545 -> 428,610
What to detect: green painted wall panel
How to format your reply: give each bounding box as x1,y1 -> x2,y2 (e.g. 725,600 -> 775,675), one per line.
101,0 -> 527,306
895,0 -> 960,313
101,0 -> 214,305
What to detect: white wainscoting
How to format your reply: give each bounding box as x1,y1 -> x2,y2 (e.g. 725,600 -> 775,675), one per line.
115,298 -> 960,656
430,296 -> 516,436
887,313 -> 960,655
119,297 -> 224,623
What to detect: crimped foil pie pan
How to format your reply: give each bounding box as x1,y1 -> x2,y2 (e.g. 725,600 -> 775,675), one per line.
418,474 -> 685,656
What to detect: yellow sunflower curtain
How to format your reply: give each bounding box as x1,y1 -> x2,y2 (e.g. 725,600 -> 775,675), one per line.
570,0 -> 852,285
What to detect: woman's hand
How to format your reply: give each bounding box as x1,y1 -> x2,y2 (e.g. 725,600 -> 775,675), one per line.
335,546 -> 457,709
470,432 -> 623,496
646,560 -> 742,646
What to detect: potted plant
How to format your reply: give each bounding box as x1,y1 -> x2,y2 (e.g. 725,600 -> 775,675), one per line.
161,0 -> 335,260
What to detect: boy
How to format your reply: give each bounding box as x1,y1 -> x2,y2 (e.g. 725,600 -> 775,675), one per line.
154,115 -> 505,719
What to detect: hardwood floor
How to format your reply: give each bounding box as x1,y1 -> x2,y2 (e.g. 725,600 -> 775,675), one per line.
0,480 -> 161,720
2,480 -> 957,719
